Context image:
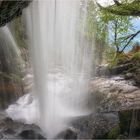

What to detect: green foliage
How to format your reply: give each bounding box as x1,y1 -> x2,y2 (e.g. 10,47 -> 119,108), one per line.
12,17 -> 28,49
97,0 -> 140,63
85,0 -> 96,40
82,0 -> 109,44
101,10 -> 134,51
97,3 -> 140,64
0,71 -> 22,83
100,0 -> 140,16
131,52 -> 140,62
111,17 -> 133,47
108,51 -> 140,67
108,125 -> 120,139
109,53 -> 129,66
95,10 -> 109,43
83,1 -> 110,64
82,0 -> 138,64
79,0 -> 107,64
105,46 -> 116,62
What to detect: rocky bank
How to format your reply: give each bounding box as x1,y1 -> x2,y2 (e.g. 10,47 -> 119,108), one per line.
1,61 -> 140,139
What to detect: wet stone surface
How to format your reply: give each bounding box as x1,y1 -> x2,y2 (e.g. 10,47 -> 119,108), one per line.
2,75 -> 140,139
0,112 -> 46,139
90,76 -> 140,112
0,109 -> 120,139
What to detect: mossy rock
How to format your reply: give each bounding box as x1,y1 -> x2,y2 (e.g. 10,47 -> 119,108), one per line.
131,52 -> 140,63
108,125 -> 120,139
119,109 -> 140,137
100,1 -> 140,16
109,53 -> 129,68
0,1 -> 31,27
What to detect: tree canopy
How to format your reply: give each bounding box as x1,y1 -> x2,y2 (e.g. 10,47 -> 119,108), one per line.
96,0 -> 140,16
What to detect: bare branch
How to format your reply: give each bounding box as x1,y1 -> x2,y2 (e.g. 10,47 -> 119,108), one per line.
97,0 -> 140,16
121,30 -> 140,52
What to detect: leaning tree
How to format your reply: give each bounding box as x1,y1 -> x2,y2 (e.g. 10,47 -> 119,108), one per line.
96,0 -> 140,54
97,0 -> 140,16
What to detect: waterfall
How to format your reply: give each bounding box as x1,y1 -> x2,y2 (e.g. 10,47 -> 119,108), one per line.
26,0 -> 95,138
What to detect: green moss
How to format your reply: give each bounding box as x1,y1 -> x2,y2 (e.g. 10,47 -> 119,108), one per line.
108,125 -> 120,139
131,52 -> 140,62
101,1 -> 140,16
109,53 -> 129,67
10,73 -> 22,83
108,51 -> 140,68
0,71 -> 22,83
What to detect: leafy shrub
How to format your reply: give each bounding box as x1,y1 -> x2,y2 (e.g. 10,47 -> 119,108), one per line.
131,52 -> 140,62
109,53 -> 129,67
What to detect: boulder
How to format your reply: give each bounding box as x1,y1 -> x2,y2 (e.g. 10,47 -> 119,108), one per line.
96,63 -> 133,76
0,1 -> 31,27
19,130 -> 46,139
0,111 -> 46,139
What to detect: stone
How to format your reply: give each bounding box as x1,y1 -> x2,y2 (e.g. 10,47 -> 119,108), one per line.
96,63 -> 133,76
4,128 -> 15,135
0,111 -> 45,139
19,130 -> 46,139
96,64 -> 110,76
70,112 -> 119,139
134,69 -> 140,86
0,1 -> 31,27
90,76 -> 140,112
125,73 -> 133,80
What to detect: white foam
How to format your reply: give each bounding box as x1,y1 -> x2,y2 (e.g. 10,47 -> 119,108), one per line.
6,93 -> 39,125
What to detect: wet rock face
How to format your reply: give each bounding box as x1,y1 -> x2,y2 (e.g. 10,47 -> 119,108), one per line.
0,29 -> 24,109
134,69 -> 140,86
0,80 -> 23,109
19,130 -> 46,139
57,129 -> 78,139
56,112 -> 119,139
90,76 -> 140,112
96,63 -> 133,77
3,75 -> 140,139
0,112 -> 46,139
72,113 -> 119,139
96,61 -> 140,87
88,76 -> 140,139
63,75 -> 140,139
0,1 -> 31,27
